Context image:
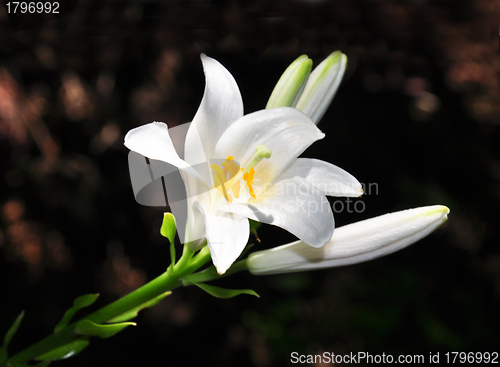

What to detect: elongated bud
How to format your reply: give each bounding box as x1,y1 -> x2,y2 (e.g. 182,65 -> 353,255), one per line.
295,51 -> 347,124
266,55 -> 312,109
247,205 -> 449,275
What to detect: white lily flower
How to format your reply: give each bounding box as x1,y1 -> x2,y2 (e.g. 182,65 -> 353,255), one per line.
247,205 -> 449,275
267,51 -> 347,124
125,54 -> 362,275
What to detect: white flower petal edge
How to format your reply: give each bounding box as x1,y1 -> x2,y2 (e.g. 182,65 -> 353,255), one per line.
247,205 -> 449,275
193,201 -> 249,275
231,176 -> 334,249
124,121 -> 203,181
277,158 -> 363,197
185,54 -> 244,166
213,107 -> 325,184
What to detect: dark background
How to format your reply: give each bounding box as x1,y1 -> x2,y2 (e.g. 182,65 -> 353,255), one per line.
1,0 -> 499,366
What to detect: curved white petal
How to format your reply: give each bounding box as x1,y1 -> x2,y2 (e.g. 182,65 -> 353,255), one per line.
184,54 -> 244,166
230,177 -> 333,248
214,107 -> 325,184
124,121 -> 203,181
247,205 -> 449,275
295,52 -> 347,124
278,158 -> 363,197
194,201 -> 250,275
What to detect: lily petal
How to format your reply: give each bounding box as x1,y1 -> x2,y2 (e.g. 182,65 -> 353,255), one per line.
124,121 -> 203,181
247,205 -> 449,275
230,177 -> 334,248
295,51 -> 347,124
278,158 -> 363,197
214,107 -> 325,184
185,54 -> 244,166
194,201 -> 250,275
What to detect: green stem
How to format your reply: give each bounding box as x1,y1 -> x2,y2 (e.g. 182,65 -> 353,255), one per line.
183,258 -> 249,284
5,245 -> 212,366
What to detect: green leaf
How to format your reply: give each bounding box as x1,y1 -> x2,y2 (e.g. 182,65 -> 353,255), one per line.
106,291 -> 171,323
0,311 -> 24,364
160,212 -> 177,244
34,337 -> 89,361
190,282 -> 259,299
74,320 -> 135,339
54,294 -> 99,333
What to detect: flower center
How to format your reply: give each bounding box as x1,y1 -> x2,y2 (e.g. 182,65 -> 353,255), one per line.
211,145 -> 272,203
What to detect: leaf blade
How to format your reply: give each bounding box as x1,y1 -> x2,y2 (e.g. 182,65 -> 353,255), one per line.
0,311 -> 24,364
190,282 -> 259,299
54,294 -> 99,333
106,291 -> 171,323
74,320 -> 135,339
34,338 -> 89,362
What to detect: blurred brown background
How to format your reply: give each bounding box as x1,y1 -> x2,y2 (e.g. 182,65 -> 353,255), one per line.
1,0 -> 499,366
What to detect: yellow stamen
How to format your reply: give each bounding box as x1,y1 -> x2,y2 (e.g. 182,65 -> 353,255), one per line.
243,167 -> 256,199
211,145 -> 271,202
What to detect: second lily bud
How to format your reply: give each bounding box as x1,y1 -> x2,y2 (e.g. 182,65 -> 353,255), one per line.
267,51 -> 347,125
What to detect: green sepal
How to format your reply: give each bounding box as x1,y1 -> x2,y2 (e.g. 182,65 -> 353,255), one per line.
0,311 -> 24,364
54,294 -> 99,333
106,291 -> 171,323
190,281 -> 259,299
160,213 -> 177,245
74,320 -> 135,339
34,337 -> 89,362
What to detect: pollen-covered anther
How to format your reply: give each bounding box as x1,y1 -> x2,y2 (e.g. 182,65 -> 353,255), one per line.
211,145 -> 272,202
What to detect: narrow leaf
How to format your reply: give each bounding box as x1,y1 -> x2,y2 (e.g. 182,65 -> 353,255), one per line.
106,291 -> 171,323
190,282 -> 259,299
72,294 -> 100,309
54,294 -> 99,333
0,311 -> 24,364
34,337 -> 89,361
74,320 -> 135,339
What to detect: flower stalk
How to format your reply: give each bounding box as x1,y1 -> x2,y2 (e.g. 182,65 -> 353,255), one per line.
3,243 -> 212,366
